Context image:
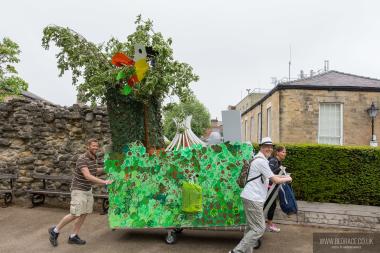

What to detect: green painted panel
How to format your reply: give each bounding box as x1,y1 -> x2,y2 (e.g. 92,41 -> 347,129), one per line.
105,142 -> 253,228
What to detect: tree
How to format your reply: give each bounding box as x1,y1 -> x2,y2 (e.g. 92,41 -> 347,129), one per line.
163,98 -> 211,140
0,38 -> 28,101
42,16 -> 198,152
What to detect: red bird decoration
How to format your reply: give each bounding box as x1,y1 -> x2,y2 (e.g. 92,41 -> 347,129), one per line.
111,52 -> 134,67
111,52 -> 144,89
111,45 -> 153,95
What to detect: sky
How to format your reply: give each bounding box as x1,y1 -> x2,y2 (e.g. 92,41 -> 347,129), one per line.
2,0 -> 380,119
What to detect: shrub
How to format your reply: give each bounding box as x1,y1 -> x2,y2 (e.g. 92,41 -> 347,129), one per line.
254,143 -> 380,206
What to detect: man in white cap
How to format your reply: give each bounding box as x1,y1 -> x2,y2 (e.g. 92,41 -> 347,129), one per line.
229,137 -> 292,253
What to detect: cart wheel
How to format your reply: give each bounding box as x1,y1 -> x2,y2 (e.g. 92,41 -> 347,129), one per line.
4,193 -> 12,205
174,228 -> 184,234
165,231 -> 177,244
254,238 -> 261,249
101,199 -> 109,215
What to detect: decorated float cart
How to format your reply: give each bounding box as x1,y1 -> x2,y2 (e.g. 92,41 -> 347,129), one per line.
101,41 -> 288,248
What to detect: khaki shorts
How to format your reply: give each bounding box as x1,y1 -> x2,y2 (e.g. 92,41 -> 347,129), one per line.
70,190 -> 94,216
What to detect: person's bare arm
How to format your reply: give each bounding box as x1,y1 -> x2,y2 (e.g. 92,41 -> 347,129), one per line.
81,167 -> 111,185
270,175 -> 292,184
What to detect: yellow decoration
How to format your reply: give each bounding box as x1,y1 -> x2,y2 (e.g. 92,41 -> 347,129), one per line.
135,58 -> 149,81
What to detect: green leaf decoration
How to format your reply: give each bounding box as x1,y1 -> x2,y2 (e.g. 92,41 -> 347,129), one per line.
121,85 -> 132,96
106,142 -> 253,228
116,70 -> 127,81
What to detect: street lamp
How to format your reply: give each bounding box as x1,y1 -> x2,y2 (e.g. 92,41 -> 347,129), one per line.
367,102 -> 378,147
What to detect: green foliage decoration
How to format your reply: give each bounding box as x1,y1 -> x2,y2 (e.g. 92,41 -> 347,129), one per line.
105,142 -> 253,228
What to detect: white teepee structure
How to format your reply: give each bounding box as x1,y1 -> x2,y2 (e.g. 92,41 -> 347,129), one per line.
166,115 -> 205,151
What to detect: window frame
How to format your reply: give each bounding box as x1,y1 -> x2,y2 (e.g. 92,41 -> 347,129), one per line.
267,107 -> 271,138
318,103 -> 343,145
250,116 -> 254,142
257,112 -> 262,143
244,119 -> 248,141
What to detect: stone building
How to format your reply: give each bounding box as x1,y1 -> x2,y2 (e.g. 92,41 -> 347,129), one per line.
235,91 -> 266,113
240,70 -> 380,146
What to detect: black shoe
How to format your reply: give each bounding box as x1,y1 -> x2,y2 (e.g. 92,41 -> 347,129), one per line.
68,235 -> 86,245
48,226 -> 59,247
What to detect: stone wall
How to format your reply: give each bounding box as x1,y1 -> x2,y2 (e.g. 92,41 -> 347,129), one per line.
275,200 -> 380,231
241,92 -> 280,143
0,98 -> 112,206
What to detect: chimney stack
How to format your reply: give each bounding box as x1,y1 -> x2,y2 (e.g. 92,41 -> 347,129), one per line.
324,60 -> 329,72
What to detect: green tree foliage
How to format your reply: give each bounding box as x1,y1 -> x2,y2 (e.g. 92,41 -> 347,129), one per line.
42,16 -> 199,151
163,98 -> 211,140
42,15 -> 198,105
0,38 -> 28,101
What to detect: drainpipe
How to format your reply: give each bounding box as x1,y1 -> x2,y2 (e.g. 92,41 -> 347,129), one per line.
260,103 -> 263,142
278,90 -> 281,143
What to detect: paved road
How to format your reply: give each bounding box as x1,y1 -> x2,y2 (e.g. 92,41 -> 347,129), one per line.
0,206 -> 356,253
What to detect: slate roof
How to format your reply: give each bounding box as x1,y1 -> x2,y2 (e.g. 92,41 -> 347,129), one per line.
241,70 -> 380,116
18,90 -> 54,105
278,70 -> 380,89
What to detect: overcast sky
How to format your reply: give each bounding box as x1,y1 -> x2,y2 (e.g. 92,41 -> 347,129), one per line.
2,0 -> 380,119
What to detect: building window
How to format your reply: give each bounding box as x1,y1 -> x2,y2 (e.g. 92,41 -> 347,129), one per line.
241,120 -> 244,140
257,113 -> 262,143
267,107 -> 271,138
246,117 -> 251,141
318,103 -> 343,145
250,116 -> 254,142
244,120 -> 249,141
244,120 -> 248,141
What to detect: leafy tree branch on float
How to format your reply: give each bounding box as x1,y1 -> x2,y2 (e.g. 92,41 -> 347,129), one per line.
42,15 -> 198,152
